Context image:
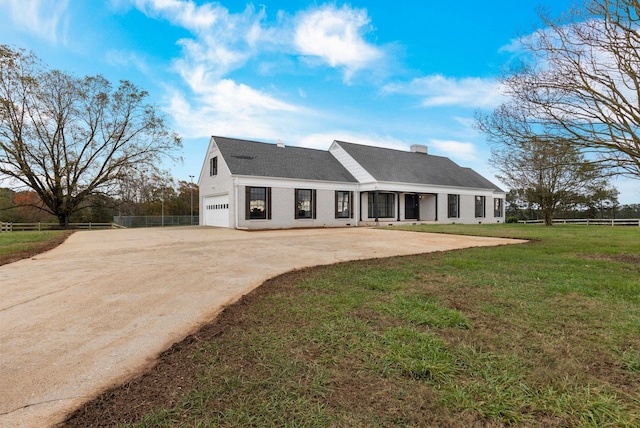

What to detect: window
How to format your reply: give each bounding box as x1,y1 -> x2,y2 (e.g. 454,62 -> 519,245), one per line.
335,191 -> 352,218
368,193 -> 395,218
448,194 -> 460,218
210,156 -> 218,176
494,198 -> 503,218
295,189 -> 316,219
245,187 -> 270,220
475,196 -> 486,218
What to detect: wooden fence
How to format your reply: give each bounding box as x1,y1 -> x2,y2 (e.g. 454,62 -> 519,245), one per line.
0,222 -> 124,232
519,218 -> 639,226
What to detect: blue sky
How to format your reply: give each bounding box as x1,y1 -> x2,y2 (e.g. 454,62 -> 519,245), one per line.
1,0 -> 637,203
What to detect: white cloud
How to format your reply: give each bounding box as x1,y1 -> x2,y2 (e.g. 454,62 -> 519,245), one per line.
164,79 -> 305,139
104,49 -> 150,74
383,75 -> 504,108
294,4 -> 384,81
1,0 -> 69,44
428,139 -> 478,162
126,1 -> 389,145
128,0 -> 307,141
131,0 -> 225,32
132,0 -> 272,78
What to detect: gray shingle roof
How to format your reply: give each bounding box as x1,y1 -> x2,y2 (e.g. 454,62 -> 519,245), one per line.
335,141 -> 503,191
213,136 -> 358,182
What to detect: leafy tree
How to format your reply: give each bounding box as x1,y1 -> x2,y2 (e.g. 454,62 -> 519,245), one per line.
0,45 -> 181,228
0,187 -> 20,222
176,180 -> 199,218
496,0 -> 640,177
12,190 -> 52,222
618,203 -> 640,218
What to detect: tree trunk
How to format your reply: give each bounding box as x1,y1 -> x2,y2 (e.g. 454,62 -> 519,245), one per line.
543,207 -> 554,226
57,213 -> 70,229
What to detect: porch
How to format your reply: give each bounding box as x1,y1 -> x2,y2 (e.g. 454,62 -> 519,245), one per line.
358,191 -> 439,223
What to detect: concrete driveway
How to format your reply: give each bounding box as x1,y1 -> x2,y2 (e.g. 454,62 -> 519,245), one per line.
0,227 -> 526,427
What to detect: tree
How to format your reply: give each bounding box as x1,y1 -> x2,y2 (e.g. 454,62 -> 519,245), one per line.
498,0 -> 640,177
176,180 -> 199,217
12,190 -> 52,222
0,45 -> 181,228
477,99 -> 614,225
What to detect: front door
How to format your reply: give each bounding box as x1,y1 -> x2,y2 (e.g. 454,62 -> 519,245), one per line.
405,194 -> 419,220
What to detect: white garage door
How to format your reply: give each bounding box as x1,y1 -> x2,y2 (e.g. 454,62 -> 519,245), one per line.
204,194 -> 230,227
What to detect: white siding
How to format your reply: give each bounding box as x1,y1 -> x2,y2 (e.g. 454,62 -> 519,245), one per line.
198,138 -> 235,227
329,142 -> 375,183
237,185 -> 357,230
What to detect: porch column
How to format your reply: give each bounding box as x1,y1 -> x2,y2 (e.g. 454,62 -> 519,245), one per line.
435,193 -> 438,221
374,191 -> 379,221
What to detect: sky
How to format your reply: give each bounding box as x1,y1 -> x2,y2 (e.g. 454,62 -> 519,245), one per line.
0,0 -> 638,204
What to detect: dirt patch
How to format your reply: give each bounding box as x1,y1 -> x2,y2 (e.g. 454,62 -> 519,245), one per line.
580,253 -> 640,268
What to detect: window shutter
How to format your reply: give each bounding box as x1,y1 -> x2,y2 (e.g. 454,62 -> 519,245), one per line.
267,187 -> 272,220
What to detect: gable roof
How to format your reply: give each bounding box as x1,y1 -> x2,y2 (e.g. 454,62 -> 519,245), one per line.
335,141 -> 503,191
213,136 -> 358,182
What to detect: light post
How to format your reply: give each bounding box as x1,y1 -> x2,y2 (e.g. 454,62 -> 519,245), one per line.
189,175 -> 194,225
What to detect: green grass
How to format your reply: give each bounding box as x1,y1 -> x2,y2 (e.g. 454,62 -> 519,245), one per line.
129,224 -> 640,427
0,230 -> 71,261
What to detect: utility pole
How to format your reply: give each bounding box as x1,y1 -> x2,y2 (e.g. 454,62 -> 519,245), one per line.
189,175 -> 195,225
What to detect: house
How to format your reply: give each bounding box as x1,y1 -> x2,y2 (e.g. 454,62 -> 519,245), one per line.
198,136 -> 505,229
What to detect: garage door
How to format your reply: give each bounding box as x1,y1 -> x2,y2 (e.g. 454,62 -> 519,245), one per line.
204,194 -> 230,227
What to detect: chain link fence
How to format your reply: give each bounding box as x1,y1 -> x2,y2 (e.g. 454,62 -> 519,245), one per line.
113,215 -> 199,228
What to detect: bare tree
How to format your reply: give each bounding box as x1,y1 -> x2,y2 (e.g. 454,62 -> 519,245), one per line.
478,102 -> 613,225
502,0 -> 640,176
0,45 -> 181,228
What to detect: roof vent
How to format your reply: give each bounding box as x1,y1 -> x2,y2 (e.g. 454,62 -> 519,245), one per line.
276,139 -> 285,148
410,144 -> 428,154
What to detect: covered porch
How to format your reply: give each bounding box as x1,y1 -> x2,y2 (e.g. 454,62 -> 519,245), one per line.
358,191 -> 439,224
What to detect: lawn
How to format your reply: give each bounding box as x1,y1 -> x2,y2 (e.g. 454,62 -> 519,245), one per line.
67,225 -> 640,427
0,230 -> 72,266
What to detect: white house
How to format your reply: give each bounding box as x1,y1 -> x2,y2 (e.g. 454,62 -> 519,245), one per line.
198,136 -> 505,229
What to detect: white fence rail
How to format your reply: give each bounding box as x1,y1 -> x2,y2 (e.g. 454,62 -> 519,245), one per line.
519,218 -> 639,226
0,222 -> 123,232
